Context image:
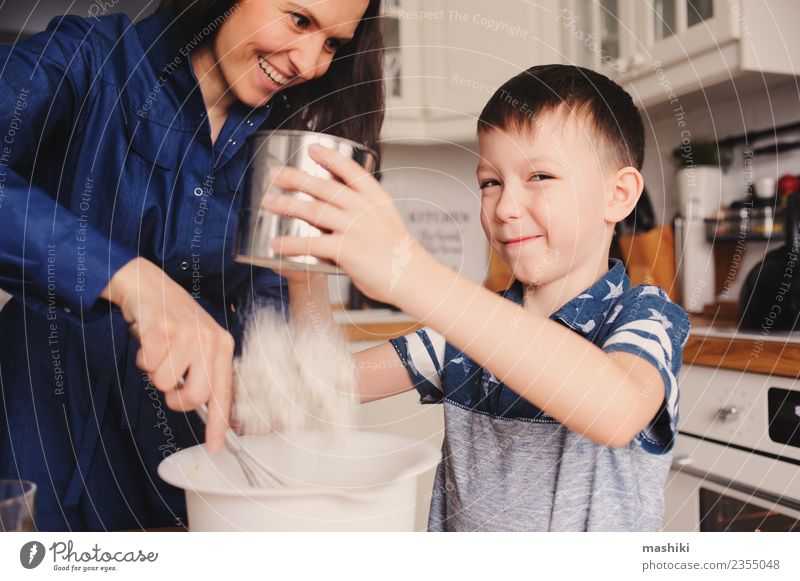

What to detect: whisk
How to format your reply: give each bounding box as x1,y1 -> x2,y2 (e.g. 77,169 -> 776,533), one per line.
196,403 -> 285,488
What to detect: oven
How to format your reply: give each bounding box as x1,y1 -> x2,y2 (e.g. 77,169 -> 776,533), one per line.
663,365 -> 800,532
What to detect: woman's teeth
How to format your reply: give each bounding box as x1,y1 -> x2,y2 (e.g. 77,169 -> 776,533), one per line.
258,56 -> 289,86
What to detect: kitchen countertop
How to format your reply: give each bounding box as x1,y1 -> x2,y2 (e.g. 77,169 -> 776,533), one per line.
333,309 -> 415,325
683,314 -> 800,378
333,309 -> 421,342
690,324 -> 800,344
335,308 -> 800,378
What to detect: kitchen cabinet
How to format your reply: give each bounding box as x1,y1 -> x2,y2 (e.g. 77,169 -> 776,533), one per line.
381,0 -> 563,143
559,0 -> 636,81
626,0 -> 737,77
384,0 -> 800,137
559,0 -> 730,82
558,1 -> 800,109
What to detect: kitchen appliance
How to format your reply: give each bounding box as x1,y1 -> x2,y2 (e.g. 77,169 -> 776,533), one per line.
674,166 -> 719,313
158,430 -> 441,531
739,192 -> 800,331
663,365 -> 800,531
235,130 -> 377,274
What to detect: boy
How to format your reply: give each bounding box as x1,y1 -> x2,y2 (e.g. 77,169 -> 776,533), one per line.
264,64 -> 691,531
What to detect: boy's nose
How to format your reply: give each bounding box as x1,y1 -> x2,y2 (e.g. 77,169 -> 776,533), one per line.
494,188 -> 523,222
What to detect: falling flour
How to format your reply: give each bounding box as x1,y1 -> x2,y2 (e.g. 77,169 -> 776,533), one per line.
232,306 -> 358,435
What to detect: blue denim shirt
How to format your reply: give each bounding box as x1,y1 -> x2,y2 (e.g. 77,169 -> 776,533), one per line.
0,9 -> 287,530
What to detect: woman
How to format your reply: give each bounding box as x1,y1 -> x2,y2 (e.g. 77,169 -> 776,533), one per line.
0,0 -> 384,531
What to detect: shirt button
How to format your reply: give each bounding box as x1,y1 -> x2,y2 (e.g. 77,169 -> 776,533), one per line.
180,261 -> 189,270
194,187 -> 203,197
228,138 -> 237,146
64,307 -> 71,314
246,120 -> 254,127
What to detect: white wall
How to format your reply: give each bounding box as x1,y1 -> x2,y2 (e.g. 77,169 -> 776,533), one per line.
327,141 -> 489,305
380,142 -> 489,285
642,79 -> 800,226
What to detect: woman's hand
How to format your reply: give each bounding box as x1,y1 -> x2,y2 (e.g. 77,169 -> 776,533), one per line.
101,257 -> 233,453
262,144 -> 433,306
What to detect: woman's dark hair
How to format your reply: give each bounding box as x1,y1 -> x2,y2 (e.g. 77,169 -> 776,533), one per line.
158,0 -> 385,155
478,64 -> 644,171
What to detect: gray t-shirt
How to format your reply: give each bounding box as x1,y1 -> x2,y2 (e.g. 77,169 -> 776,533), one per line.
390,259 -> 691,531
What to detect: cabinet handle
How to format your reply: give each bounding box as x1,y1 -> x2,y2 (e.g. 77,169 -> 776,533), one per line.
673,455 -> 693,467
717,406 -> 740,421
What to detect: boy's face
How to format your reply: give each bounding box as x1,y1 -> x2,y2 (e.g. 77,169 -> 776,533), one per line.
476,110 -> 616,287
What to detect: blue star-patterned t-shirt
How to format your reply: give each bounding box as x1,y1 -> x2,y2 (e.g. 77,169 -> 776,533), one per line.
390,258 -> 691,531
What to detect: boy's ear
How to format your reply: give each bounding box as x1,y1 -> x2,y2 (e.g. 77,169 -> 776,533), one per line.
605,167 -> 644,224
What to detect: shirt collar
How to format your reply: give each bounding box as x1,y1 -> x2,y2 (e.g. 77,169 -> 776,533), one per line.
126,8 -> 202,126
502,258 -> 629,338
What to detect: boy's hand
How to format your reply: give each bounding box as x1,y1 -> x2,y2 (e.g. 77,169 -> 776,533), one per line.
262,144 -> 432,306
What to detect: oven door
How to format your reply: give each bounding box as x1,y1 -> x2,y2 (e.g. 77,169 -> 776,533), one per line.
663,434 -> 800,532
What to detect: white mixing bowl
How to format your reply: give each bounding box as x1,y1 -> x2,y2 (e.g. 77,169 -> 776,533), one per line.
158,430 -> 441,531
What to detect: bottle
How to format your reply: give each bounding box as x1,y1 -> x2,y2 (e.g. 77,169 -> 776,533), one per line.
777,174 -> 800,207
754,177 -> 776,208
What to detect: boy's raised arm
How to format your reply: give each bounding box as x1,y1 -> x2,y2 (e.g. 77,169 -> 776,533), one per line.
384,256 -> 669,448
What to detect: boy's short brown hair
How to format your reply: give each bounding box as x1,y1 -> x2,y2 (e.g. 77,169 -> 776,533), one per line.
478,64 -> 645,171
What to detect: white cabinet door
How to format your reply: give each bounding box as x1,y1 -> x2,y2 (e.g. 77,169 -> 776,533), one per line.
382,0 -> 563,143
557,0 -> 741,82
427,0 -> 562,121
620,0 -> 800,108
559,0 -> 636,80
627,0 -> 739,76
382,0 -> 426,120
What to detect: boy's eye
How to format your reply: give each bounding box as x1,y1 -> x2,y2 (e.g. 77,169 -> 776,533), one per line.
529,173 -> 552,182
479,179 -> 500,190
291,13 -> 311,29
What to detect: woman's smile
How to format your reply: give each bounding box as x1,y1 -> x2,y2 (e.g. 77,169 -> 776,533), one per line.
257,55 -> 292,91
